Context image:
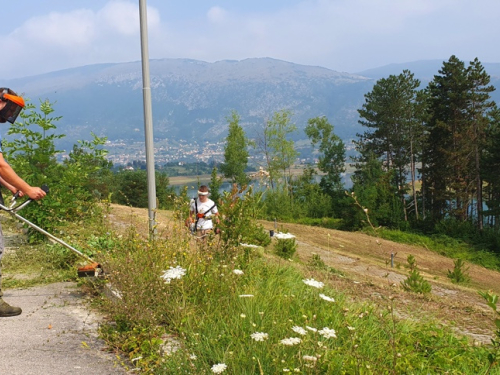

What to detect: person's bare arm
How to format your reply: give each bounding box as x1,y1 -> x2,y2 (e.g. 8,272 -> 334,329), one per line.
0,176 -> 19,195
185,201 -> 195,227
0,154 -> 46,200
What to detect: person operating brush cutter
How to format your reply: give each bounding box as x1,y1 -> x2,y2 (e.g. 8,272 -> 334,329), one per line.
187,185 -> 219,240
0,88 -> 46,317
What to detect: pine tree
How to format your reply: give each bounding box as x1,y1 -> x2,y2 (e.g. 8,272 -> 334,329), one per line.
482,110 -> 500,229
423,56 -> 471,221
423,56 -> 497,227
466,58 -> 497,230
356,70 -> 424,221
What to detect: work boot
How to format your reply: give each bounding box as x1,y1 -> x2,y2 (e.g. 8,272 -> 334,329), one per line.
0,299 -> 22,317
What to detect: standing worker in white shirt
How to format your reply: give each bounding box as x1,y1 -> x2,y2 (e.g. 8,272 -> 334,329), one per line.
188,185 -> 219,239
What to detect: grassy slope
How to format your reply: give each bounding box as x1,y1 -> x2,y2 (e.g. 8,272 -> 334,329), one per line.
107,204 -> 499,345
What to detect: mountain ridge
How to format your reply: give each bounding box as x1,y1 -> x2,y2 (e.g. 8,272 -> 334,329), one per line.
357,59 -> 500,80
3,57 -> 499,154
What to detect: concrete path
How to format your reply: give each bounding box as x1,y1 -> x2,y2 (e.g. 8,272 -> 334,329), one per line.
0,282 -> 128,375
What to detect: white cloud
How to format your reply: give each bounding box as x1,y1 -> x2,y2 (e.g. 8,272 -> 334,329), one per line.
98,1 -> 161,36
207,6 -> 228,24
99,2 -> 140,36
3,1 -> 162,78
19,10 -> 96,47
2,0 -> 500,78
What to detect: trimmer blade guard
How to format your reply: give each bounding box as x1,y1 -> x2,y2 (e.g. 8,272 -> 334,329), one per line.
77,262 -> 103,278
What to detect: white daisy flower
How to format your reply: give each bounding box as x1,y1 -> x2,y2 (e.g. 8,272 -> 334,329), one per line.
160,266 -> 186,283
291,326 -> 307,336
240,243 -> 260,248
319,294 -> 335,302
319,327 -> 337,339
250,332 -> 269,342
211,363 -> 227,374
233,269 -> 244,275
280,337 -> 301,346
306,326 -> 318,332
302,279 -> 324,289
303,355 -> 317,362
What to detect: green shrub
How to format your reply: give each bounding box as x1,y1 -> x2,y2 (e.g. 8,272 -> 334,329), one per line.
273,237 -> 297,259
247,225 -> 272,247
447,258 -> 471,284
218,185 -> 269,247
401,255 -> 432,294
307,253 -> 344,276
308,252 -> 326,269
4,100 -> 111,240
262,185 -> 305,221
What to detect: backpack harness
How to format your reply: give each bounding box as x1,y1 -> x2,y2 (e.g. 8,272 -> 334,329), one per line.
193,197 -> 217,230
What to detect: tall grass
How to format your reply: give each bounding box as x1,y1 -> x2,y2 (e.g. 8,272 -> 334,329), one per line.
95,219 -> 491,374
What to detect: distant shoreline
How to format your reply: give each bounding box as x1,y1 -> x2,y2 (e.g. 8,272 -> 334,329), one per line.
168,174 -> 212,186
167,164 -> 355,191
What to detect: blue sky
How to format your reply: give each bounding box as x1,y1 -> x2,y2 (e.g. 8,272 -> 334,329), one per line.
2,0 -> 500,79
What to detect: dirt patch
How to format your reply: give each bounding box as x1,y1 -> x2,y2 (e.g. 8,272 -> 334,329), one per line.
106,204 -> 500,345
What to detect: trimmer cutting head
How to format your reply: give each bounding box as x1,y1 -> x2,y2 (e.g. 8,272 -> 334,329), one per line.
77,262 -> 104,278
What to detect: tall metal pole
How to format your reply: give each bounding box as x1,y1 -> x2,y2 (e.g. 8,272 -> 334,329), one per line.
139,0 -> 157,239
